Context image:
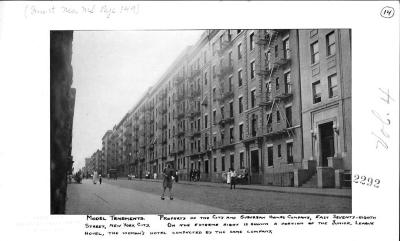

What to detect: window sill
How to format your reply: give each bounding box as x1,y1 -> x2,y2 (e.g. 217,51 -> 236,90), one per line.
310,62 -> 320,68
326,54 -> 336,60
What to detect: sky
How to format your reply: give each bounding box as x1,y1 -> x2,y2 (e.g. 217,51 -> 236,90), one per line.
71,30 -> 203,170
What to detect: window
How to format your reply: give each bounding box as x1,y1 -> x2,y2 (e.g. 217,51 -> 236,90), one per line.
228,76 -> 232,91
230,127 -> 234,143
312,81 -> 321,103
204,73 -> 208,85
212,87 -> 216,100
278,144 -> 281,157
227,30 -> 231,41
249,32 -> 255,50
213,157 -> 217,172
204,51 -> 207,64
275,77 -> 280,90
238,70 -> 243,87
229,102 -> 234,117
228,51 -> 233,66
238,43 -> 242,59
205,136 -> 208,149
213,135 -> 217,147
213,110 -> 216,124
250,60 -> 255,79
326,31 -> 336,56
221,106 -> 224,119
267,51 -> 271,63
285,106 -> 292,127
212,42 -> 216,56
284,71 -> 291,94
197,119 -> 200,131
197,139 -> 200,152
239,124 -> 243,140
310,41 -> 319,64
275,45 -> 279,58
238,97 -> 243,113
251,89 -> 256,108
277,110 -> 281,123
204,114 -> 208,128
212,65 -> 216,78
266,82 -> 272,101
267,146 -> 273,166
266,113 -> 272,132
283,38 -> 290,59
287,142 -> 293,163
237,29 -> 241,34
219,34 -> 224,50
251,114 -> 257,136
239,152 -> 244,169
221,156 -> 225,171
328,74 -> 338,98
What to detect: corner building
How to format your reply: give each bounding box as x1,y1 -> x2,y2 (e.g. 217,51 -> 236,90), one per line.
101,29 -> 351,188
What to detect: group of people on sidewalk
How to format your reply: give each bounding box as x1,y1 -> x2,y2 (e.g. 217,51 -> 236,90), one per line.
189,169 -> 201,182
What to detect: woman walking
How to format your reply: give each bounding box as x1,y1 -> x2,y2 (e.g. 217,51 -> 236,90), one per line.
230,169 -> 237,189
226,168 -> 232,186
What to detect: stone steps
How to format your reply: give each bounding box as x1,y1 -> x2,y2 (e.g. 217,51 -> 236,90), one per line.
301,172 -> 318,188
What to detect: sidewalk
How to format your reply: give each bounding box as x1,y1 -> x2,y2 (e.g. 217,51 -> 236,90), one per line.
124,177 -> 351,198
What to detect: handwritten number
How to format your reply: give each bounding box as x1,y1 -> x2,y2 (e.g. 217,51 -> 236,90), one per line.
353,174 -> 359,183
374,179 -> 380,188
367,178 -> 373,186
378,88 -> 395,104
360,176 -> 366,185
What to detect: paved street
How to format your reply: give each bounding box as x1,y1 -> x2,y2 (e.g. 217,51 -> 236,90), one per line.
66,178 -> 351,214
65,179 -> 229,214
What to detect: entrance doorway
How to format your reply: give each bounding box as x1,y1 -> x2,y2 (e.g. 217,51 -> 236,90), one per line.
319,122 -> 335,167
250,150 -> 259,173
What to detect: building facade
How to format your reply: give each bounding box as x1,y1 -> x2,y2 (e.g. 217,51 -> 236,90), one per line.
96,29 -> 351,188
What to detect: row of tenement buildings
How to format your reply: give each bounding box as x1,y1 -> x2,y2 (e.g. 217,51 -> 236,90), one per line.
86,29 -> 351,188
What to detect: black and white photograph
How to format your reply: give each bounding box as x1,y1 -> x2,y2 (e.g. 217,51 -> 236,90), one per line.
51,29 -> 352,215
1,1 -> 399,241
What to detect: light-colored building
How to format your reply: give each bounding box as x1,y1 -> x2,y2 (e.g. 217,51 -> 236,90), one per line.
97,29 -> 351,188
298,29 -> 352,188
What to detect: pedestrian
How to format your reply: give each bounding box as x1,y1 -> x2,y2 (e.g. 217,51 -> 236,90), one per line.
161,164 -> 175,200
226,168 -> 232,186
230,169 -> 237,190
99,174 -> 102,185
93,171 -> 97,184
197,169 -> 201,181
189,169 -> 193,182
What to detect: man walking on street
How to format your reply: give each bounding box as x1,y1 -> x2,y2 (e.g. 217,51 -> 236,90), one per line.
161,164 -> 175,200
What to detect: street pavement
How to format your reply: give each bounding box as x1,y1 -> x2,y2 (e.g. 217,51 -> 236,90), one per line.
65,179 -> 229,214
66,177 -> 351,214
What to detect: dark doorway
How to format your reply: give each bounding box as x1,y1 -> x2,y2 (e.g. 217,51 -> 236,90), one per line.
319,122 -> 335,166
267,146 -> 273,166
230,154 -> 234,170
204,160 -> 209,173
250,150 -> 259,173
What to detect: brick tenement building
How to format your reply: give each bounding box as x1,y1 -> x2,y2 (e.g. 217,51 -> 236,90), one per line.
98,29 -> 351,188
